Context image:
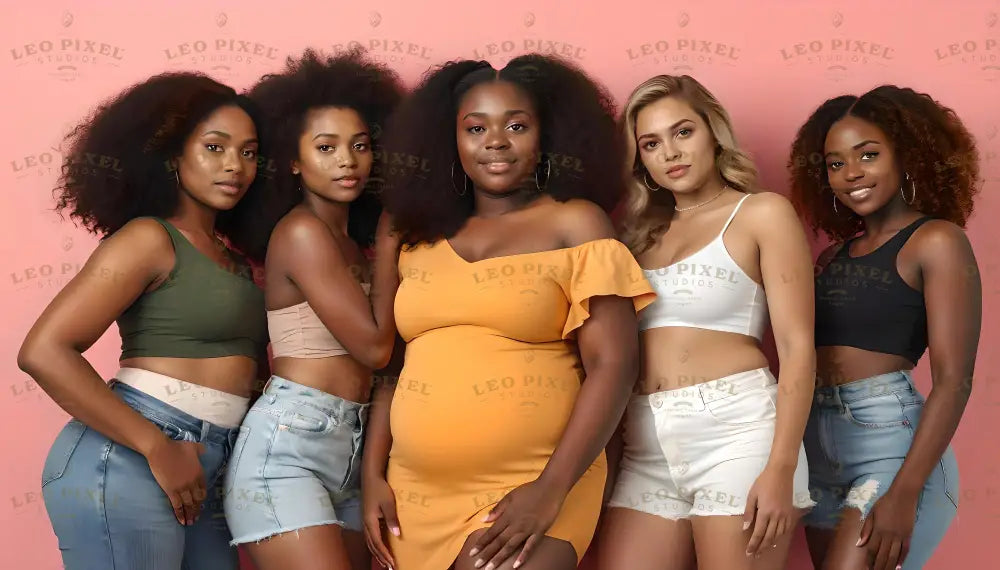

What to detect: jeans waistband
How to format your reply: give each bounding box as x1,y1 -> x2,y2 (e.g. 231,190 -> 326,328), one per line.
262,375 -> 370,428
638,367 -> 776,409
111,380 -> 239,446
813,370 -> 915,407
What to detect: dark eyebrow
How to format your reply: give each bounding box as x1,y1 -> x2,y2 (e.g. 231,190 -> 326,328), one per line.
313,131 -> 370,141
637,118 -> 694,141
202,130 -> 231,138
461,109 -> 531,120
824,140 -> 880,158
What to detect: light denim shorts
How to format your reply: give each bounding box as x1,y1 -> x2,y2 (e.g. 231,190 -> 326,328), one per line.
608,367 -> 815,519
802,370 -> 959,569
223,375 -> 368,544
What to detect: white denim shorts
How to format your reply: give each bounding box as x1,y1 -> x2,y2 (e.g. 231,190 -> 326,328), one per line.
608,367 -> 815,519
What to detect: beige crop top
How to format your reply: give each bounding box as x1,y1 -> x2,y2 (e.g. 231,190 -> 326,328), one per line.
267,283 -> 370,358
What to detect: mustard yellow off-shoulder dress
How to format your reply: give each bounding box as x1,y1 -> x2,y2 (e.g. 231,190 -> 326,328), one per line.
388,238 -> 656,570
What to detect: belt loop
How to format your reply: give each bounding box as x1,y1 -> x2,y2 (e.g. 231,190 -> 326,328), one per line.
832,385 -> 846,414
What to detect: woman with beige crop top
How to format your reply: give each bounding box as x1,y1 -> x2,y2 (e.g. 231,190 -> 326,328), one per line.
595,75 -> 816,570
221,49 -> 404,570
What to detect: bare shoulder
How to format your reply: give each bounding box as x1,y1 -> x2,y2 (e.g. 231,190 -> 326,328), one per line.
909,218 -> 975,262
100,217 -> 174,264
740,191 -> 798,220
739,191 -> 806,235
547,198 -> 616,247
270,208 -> 336,251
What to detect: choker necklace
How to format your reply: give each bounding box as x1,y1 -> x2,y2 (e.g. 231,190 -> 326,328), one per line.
674,186 -> 729,212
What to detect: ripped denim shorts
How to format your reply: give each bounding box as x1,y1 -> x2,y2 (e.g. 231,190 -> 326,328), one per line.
802,370 -> 959,569
223,376 -> 368,545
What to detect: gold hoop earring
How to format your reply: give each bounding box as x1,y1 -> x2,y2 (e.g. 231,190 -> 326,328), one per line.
534,156 -> 551,192
901,173 -> 916,205
832,192 -> 839,214
643,171 -> 661,192
451,161 -> 470,196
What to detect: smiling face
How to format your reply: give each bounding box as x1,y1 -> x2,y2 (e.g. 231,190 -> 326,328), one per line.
175,104 -> 259,210
455,80 -> 541,195
824,115 -> 905,216
293,106 -> 373,203
634,95 -> 718,194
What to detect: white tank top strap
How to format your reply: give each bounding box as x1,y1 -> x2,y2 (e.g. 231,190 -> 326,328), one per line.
718,193 -> 751,237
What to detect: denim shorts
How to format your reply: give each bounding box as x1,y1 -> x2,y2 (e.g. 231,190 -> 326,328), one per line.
223,375 -> 368,544
41,380 -> 241,570
608,368 -> 814,519
802,370 -> 959,568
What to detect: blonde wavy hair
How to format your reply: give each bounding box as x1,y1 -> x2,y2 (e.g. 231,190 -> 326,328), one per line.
619,75 -> 760,255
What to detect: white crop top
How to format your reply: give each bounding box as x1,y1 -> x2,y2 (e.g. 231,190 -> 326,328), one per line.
639,195 -> 768,340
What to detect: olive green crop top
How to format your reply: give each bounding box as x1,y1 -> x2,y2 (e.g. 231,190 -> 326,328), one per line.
116,217 -> 267,360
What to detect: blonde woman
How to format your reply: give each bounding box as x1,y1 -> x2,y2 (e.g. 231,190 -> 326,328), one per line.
596,75 -> 816,570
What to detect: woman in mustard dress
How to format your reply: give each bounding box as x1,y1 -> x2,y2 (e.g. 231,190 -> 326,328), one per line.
361,55 -> 656,570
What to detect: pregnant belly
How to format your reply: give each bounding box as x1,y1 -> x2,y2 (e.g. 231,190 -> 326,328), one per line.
389,338 -> 582,478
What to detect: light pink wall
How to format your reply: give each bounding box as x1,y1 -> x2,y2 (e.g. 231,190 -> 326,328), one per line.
2,1 -> 997,568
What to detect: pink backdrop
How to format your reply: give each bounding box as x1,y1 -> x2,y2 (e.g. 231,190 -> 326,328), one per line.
2,1 -> 998,568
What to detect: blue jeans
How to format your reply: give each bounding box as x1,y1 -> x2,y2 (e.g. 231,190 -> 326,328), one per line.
802,371 -> 959,569
224,375 -> 368,544
41,380 -> 241,570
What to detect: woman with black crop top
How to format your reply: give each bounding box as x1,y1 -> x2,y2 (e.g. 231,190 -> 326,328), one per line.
789,85 -> 982,570
18,74 -> 270,570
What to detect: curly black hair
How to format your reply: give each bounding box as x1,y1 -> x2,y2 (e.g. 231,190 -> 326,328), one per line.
380,54 -> 624,245
243,48 -> 404,260
53,72 -> 268,260
789,85 -> 980,242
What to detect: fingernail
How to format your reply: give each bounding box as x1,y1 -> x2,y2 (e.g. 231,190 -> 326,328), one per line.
856,538 -> 863,547
481,513 -> 490,522
513,562 -> 521,569
485,564 -> 495,570
469,547 -> 479,556
391,526 -> 400,537
742,521 -> 750,531
473,559 -> 484,569
896,566 -> 902,570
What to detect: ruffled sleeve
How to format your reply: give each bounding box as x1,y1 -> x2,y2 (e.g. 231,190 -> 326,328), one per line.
561,239 -> 657,339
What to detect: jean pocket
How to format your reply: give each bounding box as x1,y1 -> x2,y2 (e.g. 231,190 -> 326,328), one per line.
703,385 -> 777,426
41,419 -> 87,487
843,393 -> 909,428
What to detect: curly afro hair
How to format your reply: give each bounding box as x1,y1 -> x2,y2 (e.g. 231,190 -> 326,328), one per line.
789,85 -> 980,242
53,72 -> 267,259
380,54 -> 624,246
243,48 -> 404,260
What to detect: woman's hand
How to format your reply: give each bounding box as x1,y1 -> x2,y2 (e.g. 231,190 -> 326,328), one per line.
743,464 -> 796,557
144,436 -> 206,526
362,475 -> 400,570
469,479 -> 567,570
857,488 -> 919,570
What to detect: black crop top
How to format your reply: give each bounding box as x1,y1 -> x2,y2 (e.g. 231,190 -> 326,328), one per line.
814,217 -> 931,364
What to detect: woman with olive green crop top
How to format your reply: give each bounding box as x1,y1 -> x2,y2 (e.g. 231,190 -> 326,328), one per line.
19,75 -> 268,570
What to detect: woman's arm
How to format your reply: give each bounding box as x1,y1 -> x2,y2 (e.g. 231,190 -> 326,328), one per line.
18,219 -> 174,457
742,193 -> 816,556
888,222 -> 980,494
17,219 -> 211,525
857,221 -> 980,569
751,193 -> 816,473
276,211 -> 400,369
